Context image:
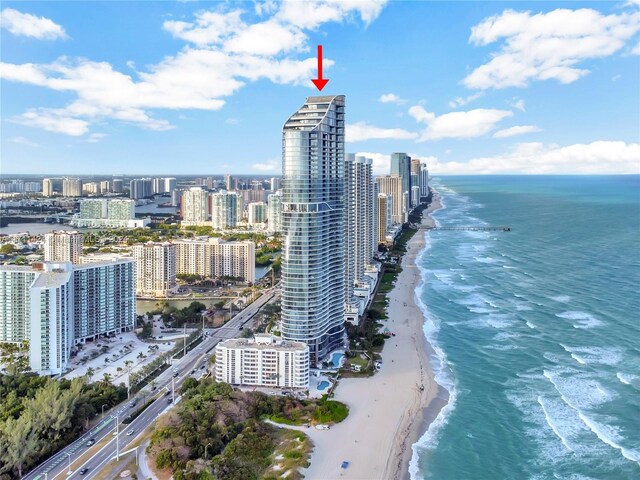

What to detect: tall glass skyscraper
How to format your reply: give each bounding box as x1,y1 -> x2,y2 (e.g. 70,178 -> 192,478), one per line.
281,95 -> 346,365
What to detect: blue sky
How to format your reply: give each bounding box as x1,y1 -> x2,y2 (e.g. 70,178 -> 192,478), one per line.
1,0 -> 639,175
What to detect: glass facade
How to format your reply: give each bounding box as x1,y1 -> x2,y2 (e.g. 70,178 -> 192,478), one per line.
281,95 -> 346,365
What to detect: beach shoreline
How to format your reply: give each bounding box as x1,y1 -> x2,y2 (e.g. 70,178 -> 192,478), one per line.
302,191 -> 444,480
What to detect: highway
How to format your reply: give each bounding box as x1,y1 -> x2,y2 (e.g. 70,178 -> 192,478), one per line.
24,288 -> 277,480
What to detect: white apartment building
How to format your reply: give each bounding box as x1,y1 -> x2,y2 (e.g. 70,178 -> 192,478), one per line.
411,186 -> 420,209
181,187 -> 210,225
132,242 -> 176,297
211,191 -> 240,230
44,230 -> 83,264
62,178 -> 82,197
247,202 -> 267,226
42,178 -> 54,197
0,259 -> 135,375
175,238 -> 255,283
215,334 -> 310,389
267,191 -> 283,233
74,198 -> 149,228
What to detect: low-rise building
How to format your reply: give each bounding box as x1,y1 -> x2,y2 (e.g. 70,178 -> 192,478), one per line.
215,334 -> 309,389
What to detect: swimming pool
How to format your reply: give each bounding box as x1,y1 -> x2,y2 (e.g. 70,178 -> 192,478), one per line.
330,352 -> 344,368
317,380 -> 330,391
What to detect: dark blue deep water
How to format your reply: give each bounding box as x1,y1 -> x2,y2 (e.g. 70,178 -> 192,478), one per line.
411,176 -> 640,480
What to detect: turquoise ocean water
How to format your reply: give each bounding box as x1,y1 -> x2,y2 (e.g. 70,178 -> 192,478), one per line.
410,176 -> 640,480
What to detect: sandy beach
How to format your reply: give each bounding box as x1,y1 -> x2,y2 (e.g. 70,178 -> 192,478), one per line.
302,192 -> 443,480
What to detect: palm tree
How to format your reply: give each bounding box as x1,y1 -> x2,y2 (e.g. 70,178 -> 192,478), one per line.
86,367 -> 95,379
101,373 -> 112,386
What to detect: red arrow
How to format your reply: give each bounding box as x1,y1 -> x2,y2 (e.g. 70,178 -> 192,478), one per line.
311,45 -> 329,91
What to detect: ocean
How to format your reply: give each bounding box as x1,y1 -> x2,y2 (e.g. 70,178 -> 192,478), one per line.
410,176 -> 640,480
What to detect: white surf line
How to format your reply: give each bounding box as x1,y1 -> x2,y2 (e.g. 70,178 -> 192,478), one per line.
543,370 -> 640,465
536,396 -> 573,452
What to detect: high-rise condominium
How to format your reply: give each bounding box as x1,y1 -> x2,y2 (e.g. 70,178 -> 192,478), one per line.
132,242 -> 176,297
224,174 -> 234,191
112,179 -> 124,194
211,191 -> 240,230
130,178 -> 153,199
281,95 -> 346,364
42,178 -> 54,197
175,238 -> 255,283
0,259 -> 135,375
181,187 -> 210,225
267,191 -> 283,233
248,202 -> 267,226
270,177 -> 282,191
44,231 -> 83,264
345,154 -> 376,302
376,175 -> 405,224
390,152 -> 411,201
62,178 -> 82,197
420,163 -> 429,197
377,194 -> 390,244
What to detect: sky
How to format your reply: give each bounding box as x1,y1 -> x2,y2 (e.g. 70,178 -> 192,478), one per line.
1,0 -> 639,176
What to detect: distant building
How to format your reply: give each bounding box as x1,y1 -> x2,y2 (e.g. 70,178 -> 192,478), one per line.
42,178 -> 54,197
0,260 -> 135,375
44,231 -> 83,264
267,191 -> 283,233
420,163 -> 429,198
112,179 -> 124,194
175,238 -> 255,282
181,187 -> 210,225
224,174 -> 234,191
390,153 -> 411,203
270,177 -> 281,191
411,186 -> 420,209
75,198 -> 148,228
376,175 -> 405,224
215,334 -> 310,389
83,182 -> 101,195
62,178 -> 82,197
130,178 -> 153,200
247,202 -> 267,226
132,242 -> 176,297
377,194 -> 390,244
100,180 -> 110,193
211,191 -> 240,230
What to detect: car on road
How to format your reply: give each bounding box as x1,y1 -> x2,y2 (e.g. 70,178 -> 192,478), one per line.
79,467 -> 89,475
86,438 -> 95,447
164,389 -> 171,396
126,429 -> 134,436
167,398 -> 173,404
191,369 -> 196,374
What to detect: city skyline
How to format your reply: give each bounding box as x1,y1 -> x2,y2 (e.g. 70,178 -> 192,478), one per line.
2,1 -> 639,176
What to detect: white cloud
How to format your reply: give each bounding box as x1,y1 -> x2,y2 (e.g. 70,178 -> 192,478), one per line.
10,136 -> 39,147
87,133 -> 108,143
464,8 -> 640,89
493,125 -> 542,138
1,2 -> 387,136
347,122 -> 418,142
379,93 -> 406,105
612,74 -> 622,81
509,98 -> 526,112
631,40 -> 640,55
428,141 -> 640,174
225,117 -> 240,124
0,8 -> 67,40
355,151 -> 390,175
449,92 -> 484,108
15,109 -> 89,136
408,105 -> 512,141
252,159 -> 280,171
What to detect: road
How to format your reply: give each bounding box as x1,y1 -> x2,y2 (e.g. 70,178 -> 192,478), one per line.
24,288 -> 278,480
